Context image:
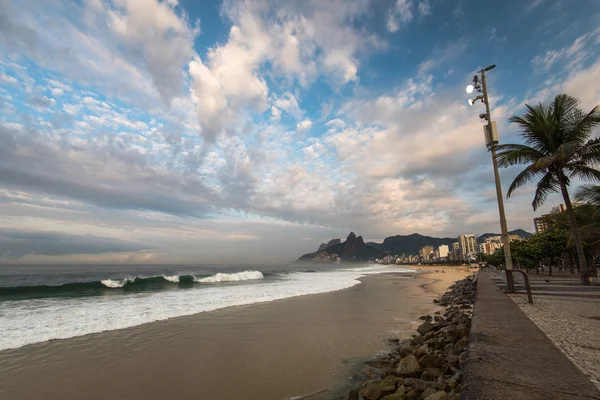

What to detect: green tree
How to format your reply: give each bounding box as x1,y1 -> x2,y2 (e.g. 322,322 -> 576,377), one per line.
496,94 -> 600,285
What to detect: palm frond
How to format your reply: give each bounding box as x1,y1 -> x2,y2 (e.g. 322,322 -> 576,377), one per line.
532,172 -> 560,210
567,165 -> 600,184
565,105 -> 600,143
575,184 -> 600,204
495,143 -> 544,167
506,165 -> 544,198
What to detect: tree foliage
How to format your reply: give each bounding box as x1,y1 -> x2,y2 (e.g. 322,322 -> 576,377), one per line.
496,94 -> 600,284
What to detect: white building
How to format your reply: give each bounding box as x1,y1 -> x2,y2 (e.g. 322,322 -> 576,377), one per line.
438,244 -> 449,258
459,234 -> 477,261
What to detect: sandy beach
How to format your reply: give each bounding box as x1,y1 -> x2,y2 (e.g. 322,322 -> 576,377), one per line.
0,266 -> 470,400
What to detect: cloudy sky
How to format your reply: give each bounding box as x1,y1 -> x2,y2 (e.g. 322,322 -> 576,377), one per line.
0,0 -> 599,264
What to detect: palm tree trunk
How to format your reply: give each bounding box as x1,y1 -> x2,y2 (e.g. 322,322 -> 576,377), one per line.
558,179 -> 591,285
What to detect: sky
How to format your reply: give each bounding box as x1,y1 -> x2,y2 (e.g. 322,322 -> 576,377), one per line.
0,0 -> 599,264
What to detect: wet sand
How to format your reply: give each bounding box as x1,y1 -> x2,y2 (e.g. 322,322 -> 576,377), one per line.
0,267 -> 470,400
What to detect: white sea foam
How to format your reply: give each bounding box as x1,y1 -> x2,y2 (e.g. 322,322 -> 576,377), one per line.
194,270 -> 263,283
0,265 -> 413,350
100,278 -> 132,288
163,275 -> 180,283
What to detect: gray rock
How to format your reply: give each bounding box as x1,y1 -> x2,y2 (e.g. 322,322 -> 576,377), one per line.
420,388 -> 437,398
418,354 -> 445,368
360,380 -> 396,400
424,391 -> 447,400
397,355 -> 421,377
347,388 -> 359,400
417,321 -> 436,335
403,378 -> 446,392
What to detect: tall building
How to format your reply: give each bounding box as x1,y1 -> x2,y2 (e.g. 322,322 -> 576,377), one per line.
438,244 -> 449,258
534,216 -> 552,234
420,245 -> 434,259
452,242 -> 461,260
459,234 -> 477,261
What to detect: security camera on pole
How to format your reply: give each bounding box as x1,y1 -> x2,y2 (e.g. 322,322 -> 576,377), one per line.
466,65 -> 515,290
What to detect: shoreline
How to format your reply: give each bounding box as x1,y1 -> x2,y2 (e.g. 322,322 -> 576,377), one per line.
0,266 -> 470,400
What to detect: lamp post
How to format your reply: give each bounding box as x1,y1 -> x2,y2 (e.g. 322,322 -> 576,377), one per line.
467,65 -> 515,290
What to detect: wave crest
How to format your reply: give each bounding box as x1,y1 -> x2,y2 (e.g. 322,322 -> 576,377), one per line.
194,270 -> 264,283
162,275 -> 180,283
100,278 -> 133,288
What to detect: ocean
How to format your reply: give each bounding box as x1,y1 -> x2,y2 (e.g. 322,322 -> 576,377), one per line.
0,263 -> 413,351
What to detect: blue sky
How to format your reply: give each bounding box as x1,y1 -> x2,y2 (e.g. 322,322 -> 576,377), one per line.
0,0 -> 599,263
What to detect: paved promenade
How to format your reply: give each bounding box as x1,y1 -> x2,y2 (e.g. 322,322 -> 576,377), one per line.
488,270 -> 600,391
462,272 -> 600,400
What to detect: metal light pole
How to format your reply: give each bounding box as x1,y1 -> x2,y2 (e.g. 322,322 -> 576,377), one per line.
467,65 -> 514,289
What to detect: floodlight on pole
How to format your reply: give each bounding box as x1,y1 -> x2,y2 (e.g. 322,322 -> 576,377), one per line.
465,64 -> 515,290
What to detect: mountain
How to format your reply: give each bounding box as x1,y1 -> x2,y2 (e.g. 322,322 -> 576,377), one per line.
317,238 -> 341,252
477,229 -> 533,243
298,232 -> 381,263
367,233 -> 456,256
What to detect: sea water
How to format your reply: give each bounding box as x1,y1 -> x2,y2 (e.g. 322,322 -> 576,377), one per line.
0,263 -> 413,350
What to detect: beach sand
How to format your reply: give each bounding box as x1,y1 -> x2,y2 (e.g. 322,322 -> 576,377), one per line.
0,266 -> 471,400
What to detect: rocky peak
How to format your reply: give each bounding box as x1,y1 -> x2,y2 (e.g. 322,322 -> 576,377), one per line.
326,238 -> 341,247
318,243 -> 327,251
346,232 -> 357,242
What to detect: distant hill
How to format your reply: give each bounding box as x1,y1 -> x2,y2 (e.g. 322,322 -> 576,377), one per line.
298,232 -> 381,263
477,229 -> 533,243
298,229 -> 533,262
367,233 -> 456,256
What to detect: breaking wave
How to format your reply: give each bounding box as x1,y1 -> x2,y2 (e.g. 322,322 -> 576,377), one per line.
194,270 -> 264,283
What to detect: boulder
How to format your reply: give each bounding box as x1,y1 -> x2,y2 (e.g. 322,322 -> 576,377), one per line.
347,388 -> 359,400
418,354 -> 445,368
397,355 -> 421,377
424,391 -> 447,400
403,378 -> 446,392
417,322 -> 436,335
381,385 -> 406,400
421,388 -> 437,398
360,380 -> 396,400
411,336 -> 426,346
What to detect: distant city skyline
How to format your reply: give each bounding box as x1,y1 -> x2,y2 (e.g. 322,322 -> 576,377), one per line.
0,0 -> 599,263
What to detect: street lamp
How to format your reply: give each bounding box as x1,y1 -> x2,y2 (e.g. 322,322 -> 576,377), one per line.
466,64 -> 515,288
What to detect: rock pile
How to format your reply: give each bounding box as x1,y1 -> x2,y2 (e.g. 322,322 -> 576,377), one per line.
351,276 -> 476,400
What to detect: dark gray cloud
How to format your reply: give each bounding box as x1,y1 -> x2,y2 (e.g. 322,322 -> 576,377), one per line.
0,229 -> 151,259
0,124 -> 215,217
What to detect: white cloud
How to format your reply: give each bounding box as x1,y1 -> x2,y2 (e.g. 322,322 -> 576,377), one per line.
417,0 -> 432,16
296,118 -> 312,134
273,92 -> 302,119
532,34 -> 592,71
270,106 -> 281,120
387,0 -> 413,32
51,88 -> 64,97
0,72 -> 18,86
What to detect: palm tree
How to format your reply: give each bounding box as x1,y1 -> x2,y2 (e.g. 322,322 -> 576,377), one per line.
496,94 -> 600,285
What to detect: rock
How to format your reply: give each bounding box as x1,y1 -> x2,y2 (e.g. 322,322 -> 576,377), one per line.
417,321 -> 436,335
360,380 -> 397,400
347,388 -> 359,400
399,345 -> 417,358
418,354 -> 445,368
382,385 -> 406,400
458,351 -> 467,365
406,388 -> 422,400
403,378 -> 446,392
397,355 -> 421,377
424,391 -> 447,400
420,371 -> 436,381
423,368 -> 443,378
412,336 -> 426,346
421,388 -> 437,398
366,360 -> 393,370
